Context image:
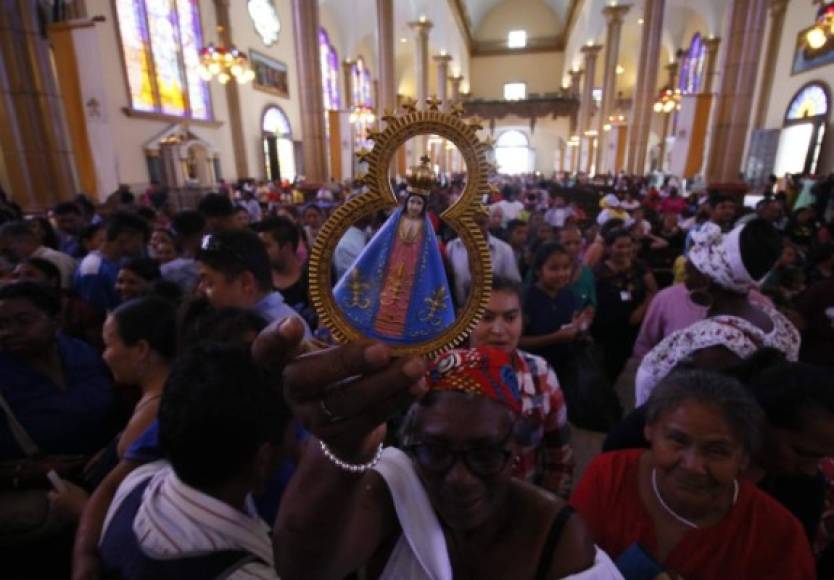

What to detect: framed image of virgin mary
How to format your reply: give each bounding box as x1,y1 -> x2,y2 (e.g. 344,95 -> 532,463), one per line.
333,159 -> 454,344
308,105 -> 494,357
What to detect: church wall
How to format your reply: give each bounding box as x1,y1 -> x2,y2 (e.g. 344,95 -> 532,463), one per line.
759,2 -> 834,175
85,0 -> 236,193
229,0 -> 301,180
469,52 -> 566,99
489,116 -> 572,175
84,0 -> 302,193
475,0 -> 564,42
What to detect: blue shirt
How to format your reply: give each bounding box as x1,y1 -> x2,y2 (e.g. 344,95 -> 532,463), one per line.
0,334 -> 115,459
523,285 -> 579,370
73,251 -> 121,313
160,257 -> 199,294
255,292 -> 312,339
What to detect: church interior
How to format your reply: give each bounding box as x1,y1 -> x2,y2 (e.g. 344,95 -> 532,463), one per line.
2,0 -> 832,209
2,1 -> 834,579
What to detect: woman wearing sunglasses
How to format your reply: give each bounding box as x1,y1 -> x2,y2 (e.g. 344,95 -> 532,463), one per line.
275,345 -> 620,579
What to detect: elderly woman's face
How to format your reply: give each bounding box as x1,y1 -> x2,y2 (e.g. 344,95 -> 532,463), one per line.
408,392 -> 516,531
645,400 -> 748,512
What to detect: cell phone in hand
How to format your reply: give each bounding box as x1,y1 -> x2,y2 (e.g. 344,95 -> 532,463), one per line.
47,469 -> 67,493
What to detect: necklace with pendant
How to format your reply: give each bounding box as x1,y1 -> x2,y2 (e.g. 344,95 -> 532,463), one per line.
651,468 -> 739,529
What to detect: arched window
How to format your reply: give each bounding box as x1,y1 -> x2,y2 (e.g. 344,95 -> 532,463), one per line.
319,28 -> 341,111
678,33 -> 705,95
262,106 -> 296,183
352,56 -> 373,108
114,0 -> 211,119
774,82 -> 830,176
786,83 -> 829,121
495,130 -> 531,174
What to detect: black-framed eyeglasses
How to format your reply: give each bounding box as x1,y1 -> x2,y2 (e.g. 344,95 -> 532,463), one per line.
403,428 -> 515,477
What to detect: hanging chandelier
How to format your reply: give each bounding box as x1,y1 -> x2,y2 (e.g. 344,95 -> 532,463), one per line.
349,105 -> 376,125
653,88 -> 682,114
198,42 -> 255,85
805,2 -> 834,50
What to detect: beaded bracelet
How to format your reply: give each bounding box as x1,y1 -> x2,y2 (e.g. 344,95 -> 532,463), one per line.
319,440 -> 384,474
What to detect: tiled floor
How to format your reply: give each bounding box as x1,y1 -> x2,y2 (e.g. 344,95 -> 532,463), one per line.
571,356 -> 639,483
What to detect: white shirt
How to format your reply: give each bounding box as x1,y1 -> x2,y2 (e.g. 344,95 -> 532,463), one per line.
446,234 -> 520,306
544,207 -> 572,228
101,461 -> 278,580
32,246 -> 76,289
494,200 -> 525,225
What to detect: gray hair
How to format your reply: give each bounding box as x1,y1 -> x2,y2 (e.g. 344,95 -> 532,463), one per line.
646,369 -> 764,453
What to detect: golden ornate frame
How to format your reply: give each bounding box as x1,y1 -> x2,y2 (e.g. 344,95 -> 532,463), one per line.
308,101 -> 494,357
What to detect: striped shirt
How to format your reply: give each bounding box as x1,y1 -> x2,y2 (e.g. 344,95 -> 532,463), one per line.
101,460 -> 278,580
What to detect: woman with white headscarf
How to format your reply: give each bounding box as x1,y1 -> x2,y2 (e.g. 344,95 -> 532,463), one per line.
635,219 -> 799,406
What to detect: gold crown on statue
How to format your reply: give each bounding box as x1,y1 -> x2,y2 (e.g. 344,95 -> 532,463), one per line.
406,155 -> 437,196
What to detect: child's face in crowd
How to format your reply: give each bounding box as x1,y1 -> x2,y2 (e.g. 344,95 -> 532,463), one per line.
537,252 -> 572,292
508,225 -> 528,248
559,228 -> 582,260
115,269 -> 151,302
609,235 -> 634,263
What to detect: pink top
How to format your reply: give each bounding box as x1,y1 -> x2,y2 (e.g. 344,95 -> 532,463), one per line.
633,283 -> 774,360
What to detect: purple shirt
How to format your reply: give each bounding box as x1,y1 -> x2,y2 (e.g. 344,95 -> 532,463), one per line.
632,283 -> 774,360
632,283 -> 705,360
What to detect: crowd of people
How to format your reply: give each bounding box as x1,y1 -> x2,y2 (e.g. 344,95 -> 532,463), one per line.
0,168 -> 832,579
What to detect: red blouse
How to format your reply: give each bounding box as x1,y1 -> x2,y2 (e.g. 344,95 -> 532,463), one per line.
571,449 -> 816,580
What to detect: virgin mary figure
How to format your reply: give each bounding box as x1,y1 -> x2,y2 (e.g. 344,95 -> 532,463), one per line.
333,157 -> 455,344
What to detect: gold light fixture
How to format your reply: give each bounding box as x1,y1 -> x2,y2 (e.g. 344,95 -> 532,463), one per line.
198,27 -> 255,85
805,2 -> 834,50
349,105 -> 376,125
653,88 -> 682,114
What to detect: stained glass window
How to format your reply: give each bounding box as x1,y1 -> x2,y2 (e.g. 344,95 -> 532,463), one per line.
787,83 -> 829,120
319,28 -> 341,112
352,57 -> 373,108
115,0 -> 211,120
678,33 -> 705,95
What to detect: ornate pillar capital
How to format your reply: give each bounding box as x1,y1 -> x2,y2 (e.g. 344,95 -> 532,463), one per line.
602,3 -> 631,23
580,43 -> 603,58
703,36 -> 722,51
408,19 -> 433,36
768,0 -> 789,17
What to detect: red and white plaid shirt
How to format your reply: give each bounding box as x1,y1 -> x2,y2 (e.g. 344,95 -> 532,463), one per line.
511,350 -> 574,498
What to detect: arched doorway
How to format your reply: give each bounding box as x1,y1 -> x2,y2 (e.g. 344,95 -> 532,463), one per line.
495,130 -> 532,174
262,106 -> 296,183
774,82 -> 830,176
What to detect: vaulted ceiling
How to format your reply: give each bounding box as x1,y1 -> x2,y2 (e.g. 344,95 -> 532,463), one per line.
460,0 -> 576,38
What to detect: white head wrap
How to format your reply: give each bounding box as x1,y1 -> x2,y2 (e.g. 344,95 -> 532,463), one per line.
687,223 -> 765,293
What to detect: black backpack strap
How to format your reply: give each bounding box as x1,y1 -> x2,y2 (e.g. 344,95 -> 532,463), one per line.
535,505 -> 575,580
